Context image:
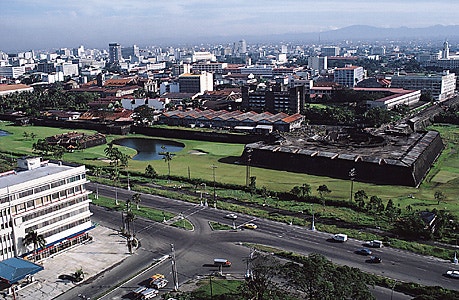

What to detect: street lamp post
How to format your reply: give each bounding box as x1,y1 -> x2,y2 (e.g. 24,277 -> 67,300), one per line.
311,204 -> 316,231
211,165 -> 217,208
245,148 -> 252,187
349,168 -> 356,202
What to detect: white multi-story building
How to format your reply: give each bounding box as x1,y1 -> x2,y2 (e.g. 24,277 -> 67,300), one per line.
0,157 -> 92,261
0,66 -> 26,79
390,71 -> 456,101
334,65 -> 364,87
178,72 -> 213,94
308,56 -> 328,73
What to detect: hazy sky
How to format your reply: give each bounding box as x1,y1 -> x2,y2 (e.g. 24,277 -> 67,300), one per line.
1,0 -> 459,52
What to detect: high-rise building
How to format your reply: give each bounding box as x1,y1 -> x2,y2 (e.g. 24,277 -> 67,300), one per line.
334,65 -> 364,87
0,157 -> 92,261
108,43 -> 122,64
241,84 -> 305,114
442,41 -> 450,59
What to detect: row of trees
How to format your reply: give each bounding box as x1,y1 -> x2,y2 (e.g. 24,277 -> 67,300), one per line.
0,86 -> 97,115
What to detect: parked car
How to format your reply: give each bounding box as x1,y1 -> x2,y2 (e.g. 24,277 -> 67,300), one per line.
224,213 -> 237,220
446,270 -> 459,279
244,223 -> 257,229
366,256 -> 382,263
139,287 -> 159,299
355,248 -> 372,255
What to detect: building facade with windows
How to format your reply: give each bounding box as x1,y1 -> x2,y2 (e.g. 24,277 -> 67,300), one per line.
390,71 -> 456,101
0,157 -> 92,261
241,84 -> 305,114
178,72 -> 213,94
334,65 -> 364,87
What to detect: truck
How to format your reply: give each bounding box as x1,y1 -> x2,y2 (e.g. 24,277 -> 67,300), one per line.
214,258 -> 232,267
332,234 -> 348,242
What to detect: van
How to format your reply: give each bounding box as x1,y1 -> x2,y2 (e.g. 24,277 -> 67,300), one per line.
214,258 -> 231,266
333,234 -> 348,242
369,240 -> 383,248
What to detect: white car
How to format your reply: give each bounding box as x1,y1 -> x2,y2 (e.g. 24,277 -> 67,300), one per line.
446,270 -> 459,279
224,213 -> 238,220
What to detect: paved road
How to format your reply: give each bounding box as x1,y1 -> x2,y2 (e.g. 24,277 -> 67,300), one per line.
75,183 -> 459,299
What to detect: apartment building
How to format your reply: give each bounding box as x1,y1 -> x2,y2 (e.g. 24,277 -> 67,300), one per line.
109,43 -> 122,64
390,71 -> 456,101
241,84 -> 305,114
0,157 -> 92,262
192,62 -> 228,74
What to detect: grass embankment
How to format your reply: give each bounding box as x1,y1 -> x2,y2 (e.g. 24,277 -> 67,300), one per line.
91,196 -> 193,230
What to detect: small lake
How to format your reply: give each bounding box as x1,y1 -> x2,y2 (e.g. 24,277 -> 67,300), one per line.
113,138 -> 185,161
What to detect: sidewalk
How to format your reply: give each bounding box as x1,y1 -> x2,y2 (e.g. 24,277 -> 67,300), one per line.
4,226 -> 129,300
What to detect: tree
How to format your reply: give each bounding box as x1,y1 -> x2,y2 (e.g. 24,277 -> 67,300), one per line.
283,253 -> 374,300
317,184 -> 331,204
434,191 -> 446,205
131,193 -> 141,210
145,164 -> 157,179
354,190 -> 368,209
23,230 -> 46,261
290,183 -> 311,201
243,253 -> 282,300
159,145 -> 174,181
73,267 -> 86,282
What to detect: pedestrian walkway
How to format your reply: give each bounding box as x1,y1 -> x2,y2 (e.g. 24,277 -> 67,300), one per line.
2,225 -> 129,300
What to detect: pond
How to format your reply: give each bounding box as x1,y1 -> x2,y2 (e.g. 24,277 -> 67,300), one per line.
0,130 -> 10,137
113,138 -> 185,161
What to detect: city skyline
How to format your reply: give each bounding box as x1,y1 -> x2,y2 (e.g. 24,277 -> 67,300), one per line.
2,0 -> 459,52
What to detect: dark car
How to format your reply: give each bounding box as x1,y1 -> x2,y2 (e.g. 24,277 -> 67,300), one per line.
366,256 -> 382,263
355,248 -> 372,255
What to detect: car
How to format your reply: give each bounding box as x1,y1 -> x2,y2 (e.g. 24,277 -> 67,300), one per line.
366,256 -> 382,263
150,273 -> 165,281
151,278 -> 168,289
332,233 -> 348,242
224,213 -> 238,220
446,270 -> 459,279
364,240 -> 383,248
355,248 -> 372,255
244,223 -> 257,229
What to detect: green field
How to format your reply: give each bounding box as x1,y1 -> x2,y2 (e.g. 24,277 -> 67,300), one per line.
1,121 -> 459,218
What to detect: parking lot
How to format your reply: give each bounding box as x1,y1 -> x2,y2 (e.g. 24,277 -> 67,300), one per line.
3,225 -> 129,300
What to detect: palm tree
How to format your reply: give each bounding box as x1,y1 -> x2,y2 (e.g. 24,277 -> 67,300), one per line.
159,145 -> 174,182
23,230 -> 46,261
131,193 -> 141,210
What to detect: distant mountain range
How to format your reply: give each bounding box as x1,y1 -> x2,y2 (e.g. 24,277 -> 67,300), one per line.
184,25 -> 459,46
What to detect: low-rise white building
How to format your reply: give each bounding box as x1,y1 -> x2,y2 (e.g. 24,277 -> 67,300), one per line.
0,157 -> 92,261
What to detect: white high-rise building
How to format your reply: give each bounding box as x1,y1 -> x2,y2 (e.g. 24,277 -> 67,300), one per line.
308,56 -> 328,72
178,71 -> 214,94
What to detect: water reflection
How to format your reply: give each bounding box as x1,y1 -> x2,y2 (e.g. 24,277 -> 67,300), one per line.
113,138 -> 184,161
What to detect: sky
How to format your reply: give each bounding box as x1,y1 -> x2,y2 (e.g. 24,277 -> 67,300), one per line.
1,0 -> 459,52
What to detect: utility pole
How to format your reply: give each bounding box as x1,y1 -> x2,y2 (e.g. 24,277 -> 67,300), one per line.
311,204 -> 316,231
171,244 -> 179,291
127,171 -> 130,191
